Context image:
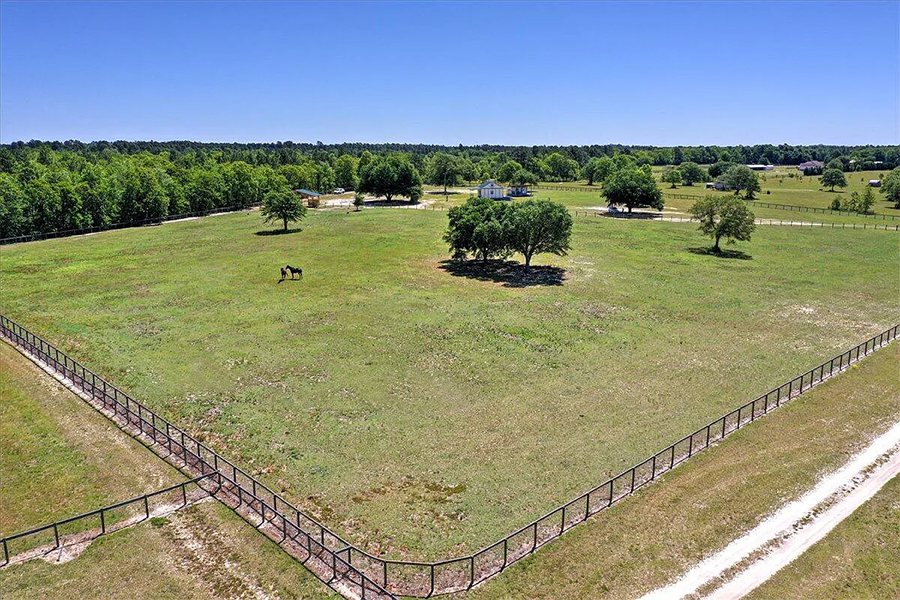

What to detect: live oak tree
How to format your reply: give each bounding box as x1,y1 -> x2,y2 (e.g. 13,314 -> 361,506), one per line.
444,197 -> 510,262
544,152 -> 580,181
661,168 -> 682,188
603,167 -> 664,213
358,154 -> 423,202
495,160 -> 523,184
678,162 -> 707,186
333,154 -> 360,191
262,188 -> 306,231
503,199 -> 573,270
881,168 -> 900,208
820,168 -> 847,192
721,165 -> 761,200
427,152 -> 462,193
690,196 -> 756,252
510,168 -> 539,186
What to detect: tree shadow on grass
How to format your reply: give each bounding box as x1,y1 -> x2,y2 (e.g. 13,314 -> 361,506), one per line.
255,228 -> 303,236
687,246 -> 753,260
439,259 -> 566,287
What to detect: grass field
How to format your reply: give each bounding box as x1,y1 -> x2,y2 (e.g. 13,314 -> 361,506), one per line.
745,473 -> 900,600
0,343 -> 183,534
1,208 -> 897,558
458,344 -> 900,600
0,501 -> 337,600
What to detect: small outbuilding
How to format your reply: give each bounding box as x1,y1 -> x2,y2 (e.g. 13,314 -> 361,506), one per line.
747,164 -> 774,171
508,184 -> 531,197
477,180 -> 507,199
869,180 -> 882,187
294,188 -> 322,207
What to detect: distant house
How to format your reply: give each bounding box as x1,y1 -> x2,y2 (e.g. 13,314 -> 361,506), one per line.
747,164 -> 774,171
869,180 -> 882,187
477,180 -> 507,199
797,161 -> 824,171
508,184 -> 531,197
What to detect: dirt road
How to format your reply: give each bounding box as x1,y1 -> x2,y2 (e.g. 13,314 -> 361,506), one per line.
639,419 -> 900,600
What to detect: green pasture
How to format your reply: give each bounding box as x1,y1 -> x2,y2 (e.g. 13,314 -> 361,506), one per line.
747,470 -> 900,600
0,501 -> 336,600
0,343 -> 183,534
0,208 -> 897,558
462,344 -> 900,600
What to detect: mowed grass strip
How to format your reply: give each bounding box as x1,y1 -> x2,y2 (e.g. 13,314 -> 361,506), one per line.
0,343 -> 183,534
458,344 -> 900,600
0,209 -> 897,557
745,474 -> 900,600
0,501 -> 337,600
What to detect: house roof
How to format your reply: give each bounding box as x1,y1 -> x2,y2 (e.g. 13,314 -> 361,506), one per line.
477,180 -> 504,189
294,188 -> 321,196
797,161 -> 824,168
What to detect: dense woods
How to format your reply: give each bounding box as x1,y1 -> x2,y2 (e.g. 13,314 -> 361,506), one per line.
1,141 -> 898,238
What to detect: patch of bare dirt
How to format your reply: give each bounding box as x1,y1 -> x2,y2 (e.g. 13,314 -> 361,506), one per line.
165,506 -> 279,600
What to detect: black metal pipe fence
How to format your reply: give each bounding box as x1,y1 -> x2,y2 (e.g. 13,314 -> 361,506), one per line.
0,315 -> 395,600
0,473 -> 218,567
659,192 -> 899,221
0,315 -> 896,597
0,203 -> 261,246
573,212 -> 900,231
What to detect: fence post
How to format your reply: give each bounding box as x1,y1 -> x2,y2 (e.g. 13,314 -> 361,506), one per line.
101,509 -> 106,534
53,524 -> 60,548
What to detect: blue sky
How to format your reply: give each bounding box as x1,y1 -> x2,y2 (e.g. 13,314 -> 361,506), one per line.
1,1 -> 897,146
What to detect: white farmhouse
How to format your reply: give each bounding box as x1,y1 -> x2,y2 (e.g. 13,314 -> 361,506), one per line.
477,180 -> 507,199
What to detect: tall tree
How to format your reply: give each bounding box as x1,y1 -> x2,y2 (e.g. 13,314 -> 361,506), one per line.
721,165 -> 761,200
544,152 -> 579,181
679,162 -> 708,186
427,152 -> 462,193
333,154 -> 360,190
603,167 -> 664,213
223,161 -> 259,207
262,189 -> 306,231
880,168 -> 900,208
495,160 -> 523,184
689,196 -> 756,252
503,199 -> 573,269
820,168 -> 847,192
661,168 -> 682,188
444,197 -> 510,261
510,169 -> 539,186
358,154 -> 423,202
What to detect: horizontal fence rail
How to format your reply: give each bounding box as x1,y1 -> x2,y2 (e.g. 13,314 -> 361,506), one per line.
573,211 -> 900,231
1,474 -> 218,567
745,199 -> 899,221
534,184 -> 600,193
660,193 -> 900,221
0,315 -> 896,597
0,203 -> 261,246
0,315 -> 396,600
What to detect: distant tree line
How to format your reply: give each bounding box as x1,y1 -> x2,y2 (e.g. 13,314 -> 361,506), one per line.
2,141 -> 899,237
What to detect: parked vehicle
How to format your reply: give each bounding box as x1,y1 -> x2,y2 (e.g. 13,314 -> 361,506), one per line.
333,187 -> 345,194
